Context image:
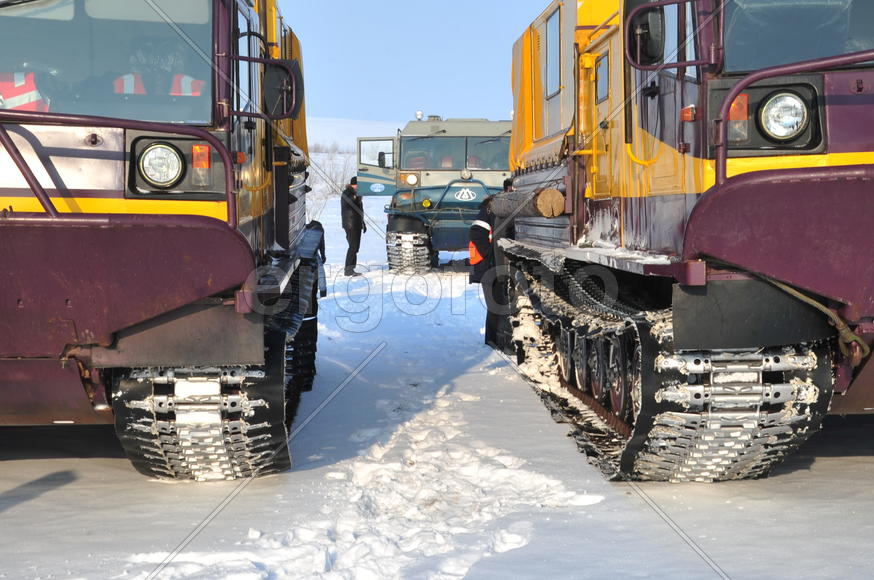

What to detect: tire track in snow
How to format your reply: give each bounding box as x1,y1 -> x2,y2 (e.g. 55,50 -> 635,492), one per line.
124,383 -> 603,579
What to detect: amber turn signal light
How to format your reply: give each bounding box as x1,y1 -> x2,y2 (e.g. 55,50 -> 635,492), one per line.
192,144 -> 211,169
729,93 -> 750,121
680,105 -> 696,122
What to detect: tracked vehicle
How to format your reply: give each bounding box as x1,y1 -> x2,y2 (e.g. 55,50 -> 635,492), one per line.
0,0 -> 321,481
497,0 -> 874,481
358,116 -> 511,273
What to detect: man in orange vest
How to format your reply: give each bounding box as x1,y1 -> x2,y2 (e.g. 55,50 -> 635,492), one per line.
113,72 -> 204,97
113,40 -> 205,97
0,72 -> 49,112
469,195 -> 499,346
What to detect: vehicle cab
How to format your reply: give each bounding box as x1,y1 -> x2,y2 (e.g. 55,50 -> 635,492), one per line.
358,115 -> 511,272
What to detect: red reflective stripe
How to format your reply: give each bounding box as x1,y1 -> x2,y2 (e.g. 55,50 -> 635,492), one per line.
190,79 -> 205,96
171,74 -> 204,96
0,72 -> 49,112
114,74 -> 146,95
469,240 -> 485,265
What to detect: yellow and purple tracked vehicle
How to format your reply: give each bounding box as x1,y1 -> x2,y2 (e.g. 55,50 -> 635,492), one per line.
0,0 -> 321,481
498,0 -> 874,481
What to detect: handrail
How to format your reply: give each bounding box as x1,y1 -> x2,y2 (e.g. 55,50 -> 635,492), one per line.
0,124 -> 59,217
579,10 -> 620,49
0,109 -> 237,228
714,48 -> 874,185
626,142 -> 661,167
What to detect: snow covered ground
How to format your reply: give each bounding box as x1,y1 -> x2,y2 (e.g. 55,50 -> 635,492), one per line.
3,195 -> 874,579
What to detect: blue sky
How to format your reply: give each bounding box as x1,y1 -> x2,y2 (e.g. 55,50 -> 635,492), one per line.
281,0 -> 547,134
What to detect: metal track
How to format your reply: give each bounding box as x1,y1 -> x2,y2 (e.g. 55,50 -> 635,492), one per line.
507,255 -> 834,482
286,317 -> 318,394
112,330 -> 292,481
111,254 -> 322,481
386,231 -> 433,274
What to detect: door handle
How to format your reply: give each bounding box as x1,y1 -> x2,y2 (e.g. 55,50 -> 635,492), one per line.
642,81 -> 659,99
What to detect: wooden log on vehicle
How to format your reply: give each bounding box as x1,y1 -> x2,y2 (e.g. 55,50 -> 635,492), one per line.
491,187 -> 566,219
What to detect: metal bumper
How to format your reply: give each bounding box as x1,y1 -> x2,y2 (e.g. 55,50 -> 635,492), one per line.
386,207 -> 479,251
683,165 -> 874,412
0,213 -> 255,358
430,216 -> 477,251
683,164 -> 874,317
0,213 -> 256,426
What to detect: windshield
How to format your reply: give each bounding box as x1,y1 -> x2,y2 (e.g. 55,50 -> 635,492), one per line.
724,0 -> 874,72
0,0 -> 213,124
400,136 -> 510,171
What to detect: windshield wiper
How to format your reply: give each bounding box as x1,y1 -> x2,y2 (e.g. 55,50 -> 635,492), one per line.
407,129 -> 447,142
0,0 -> 49,8
473,130 -> 512,145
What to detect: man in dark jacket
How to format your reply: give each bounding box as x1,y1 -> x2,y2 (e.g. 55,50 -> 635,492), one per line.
469,196 -> 499,346
341,176 -> 366,276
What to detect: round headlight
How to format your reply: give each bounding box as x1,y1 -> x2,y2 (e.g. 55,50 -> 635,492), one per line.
139,143 -> 185,188
759,93 -> 809,141
405,173 -> 419,186
461,169 -> 473,180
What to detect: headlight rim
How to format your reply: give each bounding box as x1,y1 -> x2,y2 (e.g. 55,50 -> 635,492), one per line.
758,91 -> 810,143
138,141 -> 186,189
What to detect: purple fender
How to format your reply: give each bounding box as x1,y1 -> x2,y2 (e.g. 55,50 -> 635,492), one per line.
683,165 -> 874,317
0,213 -> 255,358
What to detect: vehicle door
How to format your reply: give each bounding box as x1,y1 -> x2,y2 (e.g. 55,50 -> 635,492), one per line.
634,0 -> 700,253
357,137 -> 397,197
580,28 -> 623,246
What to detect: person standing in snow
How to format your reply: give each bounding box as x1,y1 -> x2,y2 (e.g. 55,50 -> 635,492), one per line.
469,195 -> 499,346
341,176 -> 367,276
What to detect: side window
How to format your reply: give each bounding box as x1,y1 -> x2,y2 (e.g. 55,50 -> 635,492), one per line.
663,3 -> 697,79
663,5 -> 680,65
360,140 -> 394,168
236,10 -> 254,112
545,9 -> 561,97
683,3 -> 698,80
596,54 -> 609,103
544,8 -> 562,135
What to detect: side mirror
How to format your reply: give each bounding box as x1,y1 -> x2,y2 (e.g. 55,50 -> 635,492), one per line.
630,7 -> 665,66
378,151 -> 386,168
263,59 -> 304,120
625,0 -> 717,72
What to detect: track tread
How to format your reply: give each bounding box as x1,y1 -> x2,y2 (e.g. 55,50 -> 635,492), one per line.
386,231 -> 433,274
506,253 -> 835,482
